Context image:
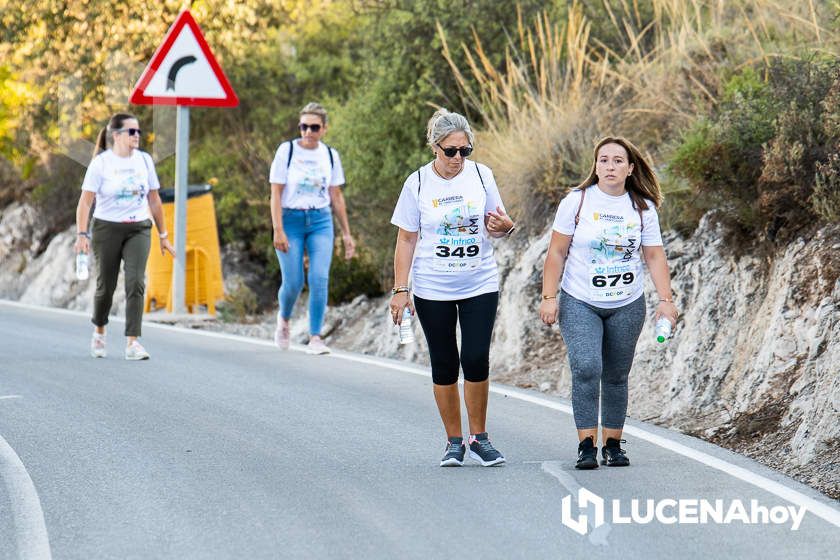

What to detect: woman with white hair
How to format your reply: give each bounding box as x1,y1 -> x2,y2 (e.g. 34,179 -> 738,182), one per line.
389,108 -> 515,467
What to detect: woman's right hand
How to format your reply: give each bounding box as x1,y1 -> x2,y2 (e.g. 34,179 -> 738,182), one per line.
74,235 -> 89,254
389,292 -> 413,325
273,228 -> 289,252
539,298 -> 559,326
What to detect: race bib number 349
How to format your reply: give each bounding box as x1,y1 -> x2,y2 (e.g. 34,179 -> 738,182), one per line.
432,235 -> 481,272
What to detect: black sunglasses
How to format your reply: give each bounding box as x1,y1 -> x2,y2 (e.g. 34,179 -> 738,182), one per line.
437,144 -> 473,158
114,128 -> 142,137
299,123 -> 322,132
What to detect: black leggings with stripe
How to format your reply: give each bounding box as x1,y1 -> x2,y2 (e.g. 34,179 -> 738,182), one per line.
413,291 -> 499,385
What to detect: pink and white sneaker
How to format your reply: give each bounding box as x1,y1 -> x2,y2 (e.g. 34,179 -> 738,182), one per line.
90,332 -> 107,358
274,318 -> 290,350
124,340 -> 150,361
305,336 -> 330,355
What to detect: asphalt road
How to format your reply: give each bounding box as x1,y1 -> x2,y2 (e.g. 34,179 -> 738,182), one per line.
0,301 -> 838,559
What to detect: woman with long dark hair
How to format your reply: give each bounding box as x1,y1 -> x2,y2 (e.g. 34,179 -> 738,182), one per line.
539,136 -> 678,469
74,113 -> 175,360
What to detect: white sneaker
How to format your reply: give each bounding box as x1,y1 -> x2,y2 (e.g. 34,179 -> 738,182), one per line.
125,340 -> 150,361
305,336 -> 330,355
274,318 -> 290,350
90,333 -> 107,358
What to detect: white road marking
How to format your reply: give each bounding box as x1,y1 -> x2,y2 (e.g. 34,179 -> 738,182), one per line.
0,433 -> 52,559
2,299 -> 839,530
0,395 -> 22,400
541,461 -> 612,545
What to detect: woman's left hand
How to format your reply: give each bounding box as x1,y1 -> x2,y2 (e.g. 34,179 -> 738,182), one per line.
160,238 -> 176,258
486,206 -> 513,234
342,233 -> 356,260
655,300 -> 679,328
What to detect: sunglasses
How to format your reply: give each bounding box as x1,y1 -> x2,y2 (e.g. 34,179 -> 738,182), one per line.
298,123 -> 322,132
437,144 -> 473,158
114,128 -> 142,137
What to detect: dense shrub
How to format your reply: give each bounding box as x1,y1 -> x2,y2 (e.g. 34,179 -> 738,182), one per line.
670,60 -> 840,241
328,245 -> 382,305
669,67 -> 778,235
218,278 -> 259,323
30,155 -> 85,246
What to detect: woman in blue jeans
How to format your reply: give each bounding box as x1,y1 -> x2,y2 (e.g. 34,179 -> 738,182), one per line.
269,103 -> 355,354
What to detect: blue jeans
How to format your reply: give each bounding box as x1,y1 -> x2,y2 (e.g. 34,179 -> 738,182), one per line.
275,207 -> 334,336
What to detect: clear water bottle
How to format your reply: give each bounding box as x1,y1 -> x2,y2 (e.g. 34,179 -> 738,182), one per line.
75,252 -> 90,281
655,317 -> 672,343
398,307 -> 415,344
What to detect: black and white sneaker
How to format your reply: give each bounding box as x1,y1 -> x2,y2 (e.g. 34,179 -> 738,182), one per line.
468,432 -> 505,466
575,436 -> 598,470
601,438 -> 630,466
440,437 -> 466,467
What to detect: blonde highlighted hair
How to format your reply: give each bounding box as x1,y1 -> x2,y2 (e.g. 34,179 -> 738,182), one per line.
300,102 -> 328,125
426,108 -> 474,148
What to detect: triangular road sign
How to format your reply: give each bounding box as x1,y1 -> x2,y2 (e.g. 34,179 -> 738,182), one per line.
130,10 -> 238,107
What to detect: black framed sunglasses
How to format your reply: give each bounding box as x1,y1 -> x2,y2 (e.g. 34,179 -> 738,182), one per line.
437,144 -> 473,158
298,123 -> 322,132
114,128 -> 142,137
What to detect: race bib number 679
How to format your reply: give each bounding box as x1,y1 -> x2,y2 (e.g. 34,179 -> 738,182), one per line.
589,265 -> 637,301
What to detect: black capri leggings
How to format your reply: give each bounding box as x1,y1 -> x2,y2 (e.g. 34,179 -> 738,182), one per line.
413,291 -> 499,385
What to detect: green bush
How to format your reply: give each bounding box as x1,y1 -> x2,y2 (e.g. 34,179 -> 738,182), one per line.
30,155 -> 85,246
669,61 -> 840,240
218,278 -> 259,323
813,154 -> 840,222
669,67 -> 777,231
755,59 -> 837,238
328,245 -> 382,305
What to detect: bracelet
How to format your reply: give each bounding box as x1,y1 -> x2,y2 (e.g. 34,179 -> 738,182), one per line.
659,298 -> 674,303
506,224 -> 516,236
542,294 -> 557,300
77,231 -> 90,238
159,232 -> 168,239
391,286 -> 410,295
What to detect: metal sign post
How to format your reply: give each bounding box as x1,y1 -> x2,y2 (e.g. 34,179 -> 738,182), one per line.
172,106 -> 190,313
130,10 -> 238,314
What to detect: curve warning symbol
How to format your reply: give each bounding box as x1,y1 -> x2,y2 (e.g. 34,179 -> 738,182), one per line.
130,10 -> 238,107
167,56 -> 197,91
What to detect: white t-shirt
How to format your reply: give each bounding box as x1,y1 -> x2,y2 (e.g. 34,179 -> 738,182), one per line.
268,140 -> 345,210
81,149 -> 160,223
552,185 -> 663,308
391,161 -> 506,301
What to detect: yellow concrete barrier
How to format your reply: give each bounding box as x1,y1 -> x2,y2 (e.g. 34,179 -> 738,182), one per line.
145,184 -> 224,314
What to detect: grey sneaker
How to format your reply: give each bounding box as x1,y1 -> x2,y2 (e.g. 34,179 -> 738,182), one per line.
125,340 -> 150,361
469,432 -> 505,466
440,437 -> 466,467
90,333 -> 107,358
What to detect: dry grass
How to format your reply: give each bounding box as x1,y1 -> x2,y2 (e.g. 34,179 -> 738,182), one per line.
439,0 -> 837,231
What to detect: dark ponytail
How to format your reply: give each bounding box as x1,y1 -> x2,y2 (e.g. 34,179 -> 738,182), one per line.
92,113 -> 137,158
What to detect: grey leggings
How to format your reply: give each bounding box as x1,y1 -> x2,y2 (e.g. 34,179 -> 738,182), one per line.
559,290 -> 646,430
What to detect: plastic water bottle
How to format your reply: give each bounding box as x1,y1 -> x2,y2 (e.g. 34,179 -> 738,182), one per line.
75,252 -> 90,281
398,308 -> 415,345
655,317 -> 672,343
